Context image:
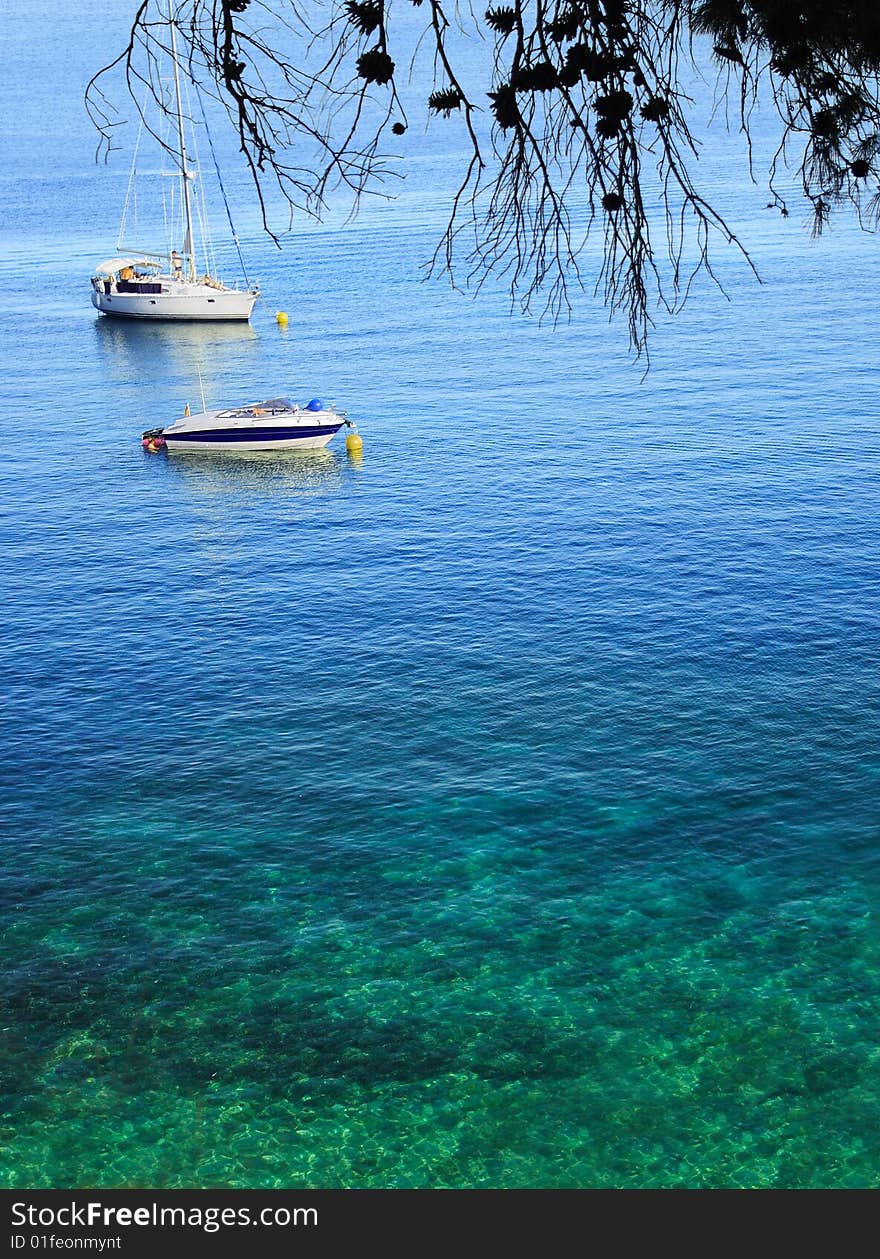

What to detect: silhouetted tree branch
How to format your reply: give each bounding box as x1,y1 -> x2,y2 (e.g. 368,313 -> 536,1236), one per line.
87,1 -> 880,354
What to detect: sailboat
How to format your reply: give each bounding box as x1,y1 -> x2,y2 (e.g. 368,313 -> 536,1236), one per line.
91,12 -> 259,322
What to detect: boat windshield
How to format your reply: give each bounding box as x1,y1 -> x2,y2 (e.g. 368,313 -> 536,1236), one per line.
215,398 -> 300,419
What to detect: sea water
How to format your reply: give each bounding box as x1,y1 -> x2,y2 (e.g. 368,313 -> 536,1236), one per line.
1,2 -> 879,1188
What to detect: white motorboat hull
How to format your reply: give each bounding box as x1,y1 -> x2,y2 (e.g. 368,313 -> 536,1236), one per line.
164,430 -> 340,452
92,282 -> 257,322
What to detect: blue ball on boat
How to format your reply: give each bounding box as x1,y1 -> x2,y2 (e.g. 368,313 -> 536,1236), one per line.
306,398 -> 323,412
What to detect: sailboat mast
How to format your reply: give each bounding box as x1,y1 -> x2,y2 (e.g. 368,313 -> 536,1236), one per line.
169,7 -> 196,282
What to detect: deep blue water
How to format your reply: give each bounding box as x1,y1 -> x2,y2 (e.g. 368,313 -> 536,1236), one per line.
2,2 -> 880,1188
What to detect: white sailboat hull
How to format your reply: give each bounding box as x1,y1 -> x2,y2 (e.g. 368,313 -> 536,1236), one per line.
92,281 -> 256,322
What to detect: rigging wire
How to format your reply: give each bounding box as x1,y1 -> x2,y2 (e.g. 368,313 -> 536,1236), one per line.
181,73 -> 213,279
117,99 -> 148,251
194,82 -> 251,286
159,87 -> 172,258
192,120 -> 219,276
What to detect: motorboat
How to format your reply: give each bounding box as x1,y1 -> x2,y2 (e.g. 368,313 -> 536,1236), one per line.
143,397 -> 355,453
91,10 -> 259,322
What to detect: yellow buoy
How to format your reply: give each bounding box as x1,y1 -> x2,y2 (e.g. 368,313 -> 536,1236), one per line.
345,429 -> 363,455
276,311 -> 289,325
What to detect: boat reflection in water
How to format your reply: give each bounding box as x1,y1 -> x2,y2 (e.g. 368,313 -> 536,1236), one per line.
94,317 -> 260,433
94,315 -> 259,380
158,446 -> 351,500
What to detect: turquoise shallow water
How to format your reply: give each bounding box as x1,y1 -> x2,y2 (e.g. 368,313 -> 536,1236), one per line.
2,3 -> 880,1188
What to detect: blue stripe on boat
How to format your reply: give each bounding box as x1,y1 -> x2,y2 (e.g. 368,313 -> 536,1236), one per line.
165,424 -> 342,443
